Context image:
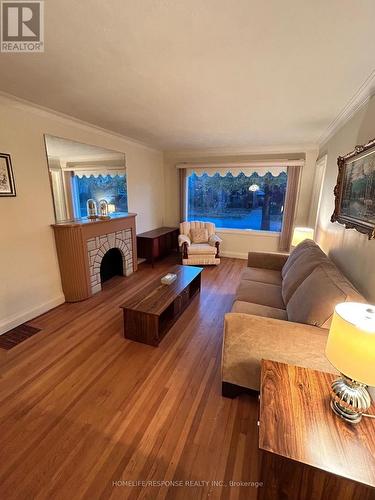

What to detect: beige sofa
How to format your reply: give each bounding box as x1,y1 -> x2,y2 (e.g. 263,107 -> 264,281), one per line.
222,239 -> 365,397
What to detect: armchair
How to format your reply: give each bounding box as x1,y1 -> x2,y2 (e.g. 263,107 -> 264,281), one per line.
178,221 -> 222,265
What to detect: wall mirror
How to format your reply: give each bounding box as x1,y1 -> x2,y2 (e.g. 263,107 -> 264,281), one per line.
44,135 -> 128,223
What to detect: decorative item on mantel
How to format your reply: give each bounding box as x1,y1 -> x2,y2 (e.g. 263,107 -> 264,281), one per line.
108,203 -> 116,214
325,302 -> 375,424
98,199 -> 110,219
86,199 -> 97,219
331,137 -> 375,240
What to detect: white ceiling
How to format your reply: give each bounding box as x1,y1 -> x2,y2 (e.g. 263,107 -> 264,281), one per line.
0,0 -> 374,150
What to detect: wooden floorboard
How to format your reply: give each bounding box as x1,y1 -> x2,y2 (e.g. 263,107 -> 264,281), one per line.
0,256 -> 262,500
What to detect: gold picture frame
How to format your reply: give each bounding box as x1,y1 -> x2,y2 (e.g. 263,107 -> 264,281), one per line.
331,138 -> 375,240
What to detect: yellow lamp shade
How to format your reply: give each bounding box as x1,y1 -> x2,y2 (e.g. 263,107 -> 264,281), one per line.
291,227 -> 314,247
325,302 -> 375,386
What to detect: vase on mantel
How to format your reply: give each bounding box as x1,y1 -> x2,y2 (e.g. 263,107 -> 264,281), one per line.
98,199 -> 110,220
86,199 -> 98,219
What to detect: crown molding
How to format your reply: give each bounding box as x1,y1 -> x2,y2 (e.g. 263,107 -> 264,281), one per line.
164,143 -> 318,160
318,70 -> 375,147
176,159 -> 304,168
0,90 -> 161,152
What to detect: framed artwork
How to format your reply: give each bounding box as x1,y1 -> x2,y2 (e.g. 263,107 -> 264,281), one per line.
0,153 -> 16,197
331,138 -> 375,239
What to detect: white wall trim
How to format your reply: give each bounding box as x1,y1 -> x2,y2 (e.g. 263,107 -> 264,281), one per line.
318,70 -> 375,147
217,228 -> 280,238
0,295 -> 65,336
0,91 -> 161,153
165,144 -> 318,158
221,251 -> 248,260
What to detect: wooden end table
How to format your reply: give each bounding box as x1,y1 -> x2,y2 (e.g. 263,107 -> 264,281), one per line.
136,227 -> 179,267
258,360 -> 375,499
120,265 -> 202,346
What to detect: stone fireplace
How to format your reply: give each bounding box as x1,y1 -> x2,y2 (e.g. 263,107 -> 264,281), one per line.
52,214 -> 137,302
87,229 -> 133,294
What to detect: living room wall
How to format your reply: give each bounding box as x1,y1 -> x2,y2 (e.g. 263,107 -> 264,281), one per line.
316,93 -> 375,302
0,94 -> 164,334
163,148 -> 318,258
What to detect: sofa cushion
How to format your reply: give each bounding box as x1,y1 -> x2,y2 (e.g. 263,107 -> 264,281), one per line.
281,239 -> 317,278
241,267 -> 282,286
235,280 -> 285,310
188,243 -> 217,255
190,227 -> 209,243
222,313 -> 335,391
281,247 -> 328,304
287,263 -> 365,328
231,300 -> 287,320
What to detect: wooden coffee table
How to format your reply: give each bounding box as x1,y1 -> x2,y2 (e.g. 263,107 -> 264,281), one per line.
120,265 -> 203,346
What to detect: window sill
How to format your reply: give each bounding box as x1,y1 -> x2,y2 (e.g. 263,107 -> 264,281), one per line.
215,228 -> 280,237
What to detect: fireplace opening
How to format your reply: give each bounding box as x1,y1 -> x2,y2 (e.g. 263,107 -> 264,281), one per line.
100,248 -> 123,283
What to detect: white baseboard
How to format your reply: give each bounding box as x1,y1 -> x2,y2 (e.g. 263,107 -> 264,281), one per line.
221,251 -> 248,260
0,294 -> 65,335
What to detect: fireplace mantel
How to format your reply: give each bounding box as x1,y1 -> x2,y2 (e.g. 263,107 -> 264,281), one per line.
52,213 -> 137,302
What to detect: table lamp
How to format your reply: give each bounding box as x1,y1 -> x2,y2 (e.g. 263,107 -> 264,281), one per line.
325,302 -> 375,423
291,227 -> 314,247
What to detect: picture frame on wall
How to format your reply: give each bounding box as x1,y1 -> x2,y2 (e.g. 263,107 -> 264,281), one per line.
0,153 -> 16,197
331,138 -> 375,240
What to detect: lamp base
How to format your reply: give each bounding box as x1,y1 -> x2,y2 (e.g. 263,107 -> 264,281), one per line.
330,375 -> 371,424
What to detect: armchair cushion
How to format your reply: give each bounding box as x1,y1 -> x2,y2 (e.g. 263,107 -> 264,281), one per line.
188,243 -> 217,255
191,227 -> 209,243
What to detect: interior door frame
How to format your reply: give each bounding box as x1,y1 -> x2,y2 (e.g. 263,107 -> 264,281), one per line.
310,154 -> 327,233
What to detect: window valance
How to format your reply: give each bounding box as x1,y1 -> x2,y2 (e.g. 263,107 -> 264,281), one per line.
185,166 -> 286,177
177,159 -> 303,178
73,169 -> 126,178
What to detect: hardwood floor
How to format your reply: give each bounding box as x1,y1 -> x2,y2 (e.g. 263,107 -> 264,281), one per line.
0,256 -> 262,500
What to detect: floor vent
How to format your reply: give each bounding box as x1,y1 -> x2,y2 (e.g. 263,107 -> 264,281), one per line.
0,324 -> 42,350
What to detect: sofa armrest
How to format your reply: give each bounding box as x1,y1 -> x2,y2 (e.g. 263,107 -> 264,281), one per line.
222,313 -> 335,392
247,251 -> 289,271
178,234 -> 191,247
208,234 -> 222,246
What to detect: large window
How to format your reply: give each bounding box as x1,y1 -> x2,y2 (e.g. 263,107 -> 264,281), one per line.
72,174 -> 128,218
187,171 -> 287,231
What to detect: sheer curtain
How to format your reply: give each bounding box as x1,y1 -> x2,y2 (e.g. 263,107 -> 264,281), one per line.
179,168 -> 187,222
